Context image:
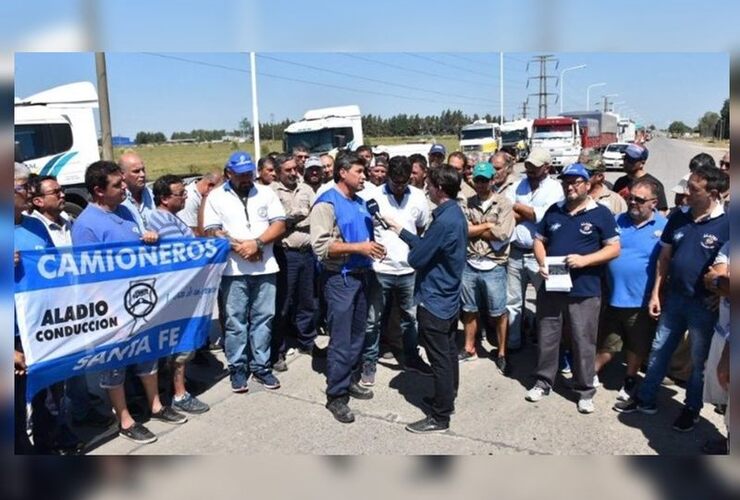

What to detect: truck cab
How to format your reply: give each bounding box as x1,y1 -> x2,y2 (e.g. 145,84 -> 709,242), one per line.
499,119 -> 533,161
15,81 -> 100,217
283,105 -> 363,155
459,120 -> 500,157
530,117 -> 581,172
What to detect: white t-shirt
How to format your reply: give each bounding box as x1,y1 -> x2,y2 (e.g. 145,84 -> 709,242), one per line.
508,175 -> 564,249
203,181 -> 286,276
176,181 -> 201,229
358,184 -> 430,275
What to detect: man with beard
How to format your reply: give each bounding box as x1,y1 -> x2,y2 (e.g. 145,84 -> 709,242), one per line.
203,152 -> 286,393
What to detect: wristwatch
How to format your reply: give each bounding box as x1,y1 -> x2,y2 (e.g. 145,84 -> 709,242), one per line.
255,238 -> 265,251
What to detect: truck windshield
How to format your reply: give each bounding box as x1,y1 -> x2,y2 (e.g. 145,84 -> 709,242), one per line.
15,123 -> 73,162
533,124 -> 572,134
461,128 -> 496,141
606,144 -> 629,153
501,129 -> 527,143
284,127 -> 354,154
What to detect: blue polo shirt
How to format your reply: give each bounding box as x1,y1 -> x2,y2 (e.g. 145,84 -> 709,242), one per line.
15,215 -> 54,338
71,203 -> 142,245
536,199 -> 619,298
607,212 -> 667,308
660,204 -> 728,298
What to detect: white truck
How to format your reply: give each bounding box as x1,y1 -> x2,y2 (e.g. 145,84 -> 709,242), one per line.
499,119 -> 534,161
618,119 -> 636,143
283,105 -> 364,155
530,117 -> 582,172
459,120 -> 500,158
15,81 -> 100,217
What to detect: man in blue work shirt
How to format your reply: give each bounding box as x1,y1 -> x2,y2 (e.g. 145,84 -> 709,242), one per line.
386,165 -> 468,433
310,152 -> 386,424
594,178 -> 667,403
614,164 -> 729,433
527,163 -> 620,414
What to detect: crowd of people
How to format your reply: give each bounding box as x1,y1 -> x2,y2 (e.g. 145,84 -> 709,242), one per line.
13,140 -> 730,454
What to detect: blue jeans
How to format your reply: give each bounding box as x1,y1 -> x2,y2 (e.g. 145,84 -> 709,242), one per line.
461,264 -> 508,316
220,273 -> 277,376
362,272 -> 419,365
506,247 -> 543,349
324,271 -> 369,398
637,293 -> 717,410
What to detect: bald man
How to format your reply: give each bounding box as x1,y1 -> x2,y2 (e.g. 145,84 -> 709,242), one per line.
118,152 -> 156,232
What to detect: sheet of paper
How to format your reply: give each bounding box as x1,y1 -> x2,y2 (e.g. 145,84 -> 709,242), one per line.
545,256 -> 572,292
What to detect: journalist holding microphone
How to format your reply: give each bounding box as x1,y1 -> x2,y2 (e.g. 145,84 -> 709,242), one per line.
382,165 -> 468,434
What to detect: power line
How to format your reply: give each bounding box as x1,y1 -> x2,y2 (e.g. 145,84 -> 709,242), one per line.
407,52 -> 527,86
142,52 -> 492,109
257,54 -> 500,105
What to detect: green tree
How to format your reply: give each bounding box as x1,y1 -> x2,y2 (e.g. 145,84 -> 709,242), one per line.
718,98 -> 729,139
238,117 -> 253,139
697,111 -> 720,137
668,121 -> 691,136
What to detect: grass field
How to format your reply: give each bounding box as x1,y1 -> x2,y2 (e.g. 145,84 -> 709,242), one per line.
116,135 -> 460,179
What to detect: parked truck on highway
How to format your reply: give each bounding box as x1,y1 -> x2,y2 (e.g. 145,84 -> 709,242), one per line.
499,119 -> 533,161
530,117 -> 582,172
14,81 -> 100,217
561,110 -> 618,151
459,120 -> 500,157
283,105 -> 364,155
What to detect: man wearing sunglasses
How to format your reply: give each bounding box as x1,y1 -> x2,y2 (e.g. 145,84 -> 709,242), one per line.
613,144 -> 668,215
292,145 -> 310,176
527,163 -> 620,414
594,178 -> 667,404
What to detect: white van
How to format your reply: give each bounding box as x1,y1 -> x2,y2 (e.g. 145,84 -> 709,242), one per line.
15,81 -> 100,216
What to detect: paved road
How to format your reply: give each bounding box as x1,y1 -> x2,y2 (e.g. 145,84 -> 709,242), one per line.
85,137 -> 727,455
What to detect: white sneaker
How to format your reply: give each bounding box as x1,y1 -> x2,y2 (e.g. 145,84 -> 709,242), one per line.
593,375 -> 601,388
525,385 -> 548,402
286,348 -> 297,357
578,398 -> 595,414
617,386 -> 631,402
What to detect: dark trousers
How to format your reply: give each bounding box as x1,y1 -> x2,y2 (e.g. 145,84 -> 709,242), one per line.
275,247 -> 318,355
534,291 -> 600,399
418,306 -> 459,424
324,271 -> 369,399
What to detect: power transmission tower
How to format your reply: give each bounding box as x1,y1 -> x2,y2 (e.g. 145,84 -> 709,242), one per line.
527,55 -> 559,118
520,99 -> 529,119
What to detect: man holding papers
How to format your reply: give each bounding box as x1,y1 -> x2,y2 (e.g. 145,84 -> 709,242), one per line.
527,163 -> 620,414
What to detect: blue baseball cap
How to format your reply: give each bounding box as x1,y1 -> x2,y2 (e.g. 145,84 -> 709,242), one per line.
429,144 -> 446,156
225,151 -> 256,174
558,162 -> 591,180
624,144 -> 648,162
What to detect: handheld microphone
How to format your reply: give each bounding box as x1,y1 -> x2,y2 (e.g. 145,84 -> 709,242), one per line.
366,199 -> 389,230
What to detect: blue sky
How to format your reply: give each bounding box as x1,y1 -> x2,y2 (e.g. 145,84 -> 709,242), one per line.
15,51 -> 728,138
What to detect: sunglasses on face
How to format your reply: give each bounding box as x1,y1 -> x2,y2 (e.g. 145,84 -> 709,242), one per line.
36,187 -> 65,197
720,161 -> 730,168
473,177 -> 490,184
627,195 -> 656,204
561,178 -> 585,187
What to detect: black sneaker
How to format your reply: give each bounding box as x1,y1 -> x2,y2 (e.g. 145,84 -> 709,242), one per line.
326,398 -> 355,423
404,356 -> 433,376
313,345 -> 328,358
119,422 -> 157,444
494,356 -> 511,376
702,437 -> 728,455
405,416 -> 449,434
613,398 -> 657,415
422,396 -> 455,415
273,356 -> 288,372
672,407 -> 700,432
458,350 -> 478,363
151,406 -> 188,425
72,409 -> 115,428
349,382 -> 374,400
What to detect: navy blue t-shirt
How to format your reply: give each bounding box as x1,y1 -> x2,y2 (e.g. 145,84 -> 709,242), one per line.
660,205 -> 729,298
537,200 -> 619,298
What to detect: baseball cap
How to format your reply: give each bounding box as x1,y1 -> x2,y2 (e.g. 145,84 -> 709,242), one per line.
671,173 -> 690,194
225,151 -> 256,174
472,162 -> 494,180
374,156 -> 388,166
558,163 -> 591,180
305,156 -> 323,170
624,144 -> 648,162
525,148 -> 552,167
429,144 -> 446,156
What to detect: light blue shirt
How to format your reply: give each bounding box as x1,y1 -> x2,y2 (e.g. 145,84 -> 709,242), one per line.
508,175 -> 564,249
120,186 -> 156,233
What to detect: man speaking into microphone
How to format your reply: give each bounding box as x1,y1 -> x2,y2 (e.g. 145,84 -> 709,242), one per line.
310,152 -> 386,424
383,165 -> 468,433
